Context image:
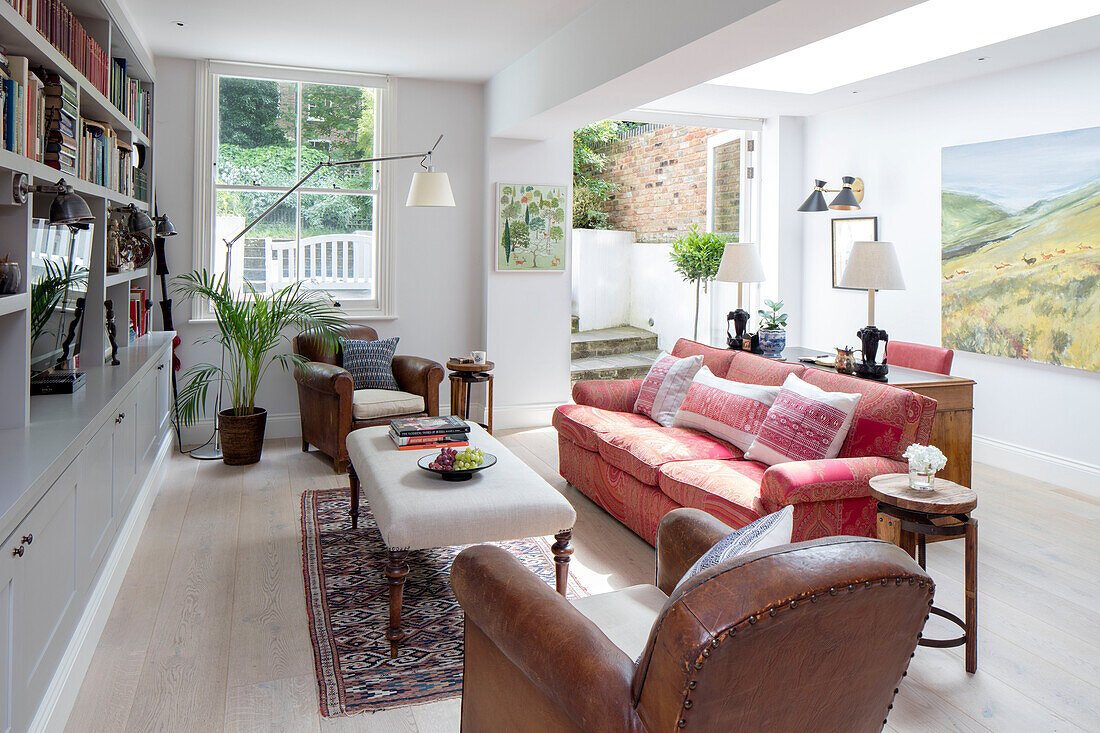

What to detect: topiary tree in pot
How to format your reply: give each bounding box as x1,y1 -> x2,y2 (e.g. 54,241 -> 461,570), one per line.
173,271 -> 347,465
669,225 -> 729,341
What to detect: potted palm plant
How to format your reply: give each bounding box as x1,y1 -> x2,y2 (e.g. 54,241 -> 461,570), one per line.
174,271 -> 346,465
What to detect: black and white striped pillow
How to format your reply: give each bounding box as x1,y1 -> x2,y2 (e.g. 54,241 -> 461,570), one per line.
340,337 -> 400,391
674,505 -> 794,593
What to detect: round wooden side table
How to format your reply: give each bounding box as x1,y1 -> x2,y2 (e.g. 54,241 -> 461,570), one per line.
447,360 -> 494,434
869,473 -> 978,673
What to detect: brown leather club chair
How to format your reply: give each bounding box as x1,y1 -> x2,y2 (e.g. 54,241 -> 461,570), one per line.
292,325 -> 444,473
452,508 -> 933,732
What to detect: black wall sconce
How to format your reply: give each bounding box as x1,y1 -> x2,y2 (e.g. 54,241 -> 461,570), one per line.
798,176 -> 865,212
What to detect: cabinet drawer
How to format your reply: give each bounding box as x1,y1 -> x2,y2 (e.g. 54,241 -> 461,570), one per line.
157,347 -> 173,437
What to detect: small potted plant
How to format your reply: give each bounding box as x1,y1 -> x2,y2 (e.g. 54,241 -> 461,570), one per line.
757,299 -> 788,359
902,443 -> 947,490
174,271 -> 347,465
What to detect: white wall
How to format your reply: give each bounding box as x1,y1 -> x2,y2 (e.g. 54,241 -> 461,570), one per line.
798,49 -> 1100,491
152,58 -> 486,442
571,229 -> 633,331
628,242 -> 710,350
484,136 -> 574,428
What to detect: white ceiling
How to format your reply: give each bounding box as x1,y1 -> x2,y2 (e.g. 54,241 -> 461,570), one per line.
117,0 -> 602,80
640,13 -> 1100,120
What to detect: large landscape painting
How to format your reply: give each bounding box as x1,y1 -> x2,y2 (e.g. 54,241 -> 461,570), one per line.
942,126 -> 1100,372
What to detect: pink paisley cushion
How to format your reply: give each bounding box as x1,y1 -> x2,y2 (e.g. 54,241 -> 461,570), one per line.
800,370 -> 937,461
745,374 -> 861,466
760,456 -> 908,511
596,427 -> 741,486
725,352 -> 808,386
633,352 -> 704,426
572,379 -> 643,413
673,368 -> 779,451
657,459 -> 767,529
791,497 -> 878,541
671,338 -> 739,376
552,404 -> 660,452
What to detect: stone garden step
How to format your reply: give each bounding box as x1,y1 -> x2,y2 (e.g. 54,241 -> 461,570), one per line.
570,350 -> 660,384
570,326 -> 659,360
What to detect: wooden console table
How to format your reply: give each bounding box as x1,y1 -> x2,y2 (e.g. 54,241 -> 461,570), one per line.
783,347 -> 975,486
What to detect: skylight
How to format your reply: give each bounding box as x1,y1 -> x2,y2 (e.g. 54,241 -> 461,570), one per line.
708,0 -> 1100,94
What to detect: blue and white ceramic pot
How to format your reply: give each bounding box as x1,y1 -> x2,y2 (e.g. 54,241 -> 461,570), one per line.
760,329 -> 786,359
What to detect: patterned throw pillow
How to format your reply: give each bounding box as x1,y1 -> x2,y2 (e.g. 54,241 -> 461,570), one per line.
340,337 -> 400,391
744,374 -> 861,466
674,505 -> 794,593
672,367 -> 780,451
633,352 -> 704,427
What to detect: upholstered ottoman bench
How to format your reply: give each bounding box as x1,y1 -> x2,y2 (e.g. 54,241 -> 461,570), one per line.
346,422 -> 577,655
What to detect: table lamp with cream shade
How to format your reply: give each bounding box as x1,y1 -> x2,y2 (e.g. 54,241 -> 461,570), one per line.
839,240 -> 905,380
716,242 -> 765,352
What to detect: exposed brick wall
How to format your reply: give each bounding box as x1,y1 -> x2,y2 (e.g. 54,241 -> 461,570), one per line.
595,125 -> 740,243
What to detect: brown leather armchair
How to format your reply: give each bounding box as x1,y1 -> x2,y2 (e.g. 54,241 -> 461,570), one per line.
292,325 -> 444,473
452,508 -> 933,732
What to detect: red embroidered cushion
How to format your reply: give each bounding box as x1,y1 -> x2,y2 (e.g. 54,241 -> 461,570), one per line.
672,367 -> 779,451
745,374 -> 861,466
633,352 -> 704,426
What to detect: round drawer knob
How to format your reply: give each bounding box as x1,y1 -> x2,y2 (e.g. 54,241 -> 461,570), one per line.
21,534 -> 32,545
11,546 -> 23,557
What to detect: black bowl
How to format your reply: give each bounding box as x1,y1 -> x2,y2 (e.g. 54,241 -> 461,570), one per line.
417,453 -> 497,481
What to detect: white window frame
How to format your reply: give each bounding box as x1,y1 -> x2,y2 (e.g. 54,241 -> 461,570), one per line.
192,60 -> 395,321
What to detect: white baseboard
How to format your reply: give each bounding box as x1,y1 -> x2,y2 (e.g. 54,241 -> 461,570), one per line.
181,411 -> 302,446
973,434 -> 1100,497
491,402 -> 559,430
32,433 -> 173,733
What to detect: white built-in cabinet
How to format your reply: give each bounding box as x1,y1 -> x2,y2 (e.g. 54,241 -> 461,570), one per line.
0,335 -> 173,732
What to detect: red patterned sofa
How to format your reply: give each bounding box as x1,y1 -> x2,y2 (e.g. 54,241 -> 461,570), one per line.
553,339 -> 937,544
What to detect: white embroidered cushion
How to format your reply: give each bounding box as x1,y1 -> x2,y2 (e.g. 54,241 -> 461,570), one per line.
672,367 -> 780,452
633,352 -> 704,427
744,373 -> 861,466
674,506 -> 794,592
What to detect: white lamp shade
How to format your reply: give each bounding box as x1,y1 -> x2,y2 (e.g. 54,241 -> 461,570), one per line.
715,242 -> 765,283
839,241 -> 905,290
406,170 -> 455,207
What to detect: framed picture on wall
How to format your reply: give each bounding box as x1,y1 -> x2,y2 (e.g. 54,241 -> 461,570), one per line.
832,216 -> 878,289
495,183 -> 568,272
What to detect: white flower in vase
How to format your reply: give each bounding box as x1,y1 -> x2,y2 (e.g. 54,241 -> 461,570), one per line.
902,444 -> 947,490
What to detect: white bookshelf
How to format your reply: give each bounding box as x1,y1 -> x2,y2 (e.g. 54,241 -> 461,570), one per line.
0,0 -> 156,430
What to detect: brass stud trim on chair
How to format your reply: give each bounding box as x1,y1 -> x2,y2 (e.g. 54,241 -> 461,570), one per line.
684,700 -> 693,709
678,720 -> 687,728
830,587 -> 837,596
688,681 -> 697,690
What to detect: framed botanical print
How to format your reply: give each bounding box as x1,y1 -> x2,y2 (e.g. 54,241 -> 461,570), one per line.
496,183 -> 567,271
832,216 -> 878,289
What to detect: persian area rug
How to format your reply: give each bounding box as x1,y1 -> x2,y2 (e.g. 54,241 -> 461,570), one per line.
301,488 -> 588,717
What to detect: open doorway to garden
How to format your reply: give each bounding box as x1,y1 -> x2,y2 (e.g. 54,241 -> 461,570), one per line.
571,120 -> 759,382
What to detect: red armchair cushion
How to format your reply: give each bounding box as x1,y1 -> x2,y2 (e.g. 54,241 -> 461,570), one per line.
725,352 -> 808,386
760,456 -> 907,511
800,370 -> 937,462
657,459 -> 767,529
887,340 -> 954,375
553,404 -> 659,452
596,427 -> 741,486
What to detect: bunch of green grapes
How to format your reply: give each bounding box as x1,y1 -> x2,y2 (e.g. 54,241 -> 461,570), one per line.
455,447 -> 484,470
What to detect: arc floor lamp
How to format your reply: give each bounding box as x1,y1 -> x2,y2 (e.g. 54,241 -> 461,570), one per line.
189,135 -> 455,460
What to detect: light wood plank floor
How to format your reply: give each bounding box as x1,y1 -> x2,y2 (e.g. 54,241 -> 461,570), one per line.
66,428 -> 1099,732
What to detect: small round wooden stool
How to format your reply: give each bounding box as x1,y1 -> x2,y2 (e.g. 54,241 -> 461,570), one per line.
447,360 -> 494,434
870,473 -> 978,673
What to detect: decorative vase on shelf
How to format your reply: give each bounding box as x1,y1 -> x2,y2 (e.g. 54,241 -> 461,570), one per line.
760,329 -> 786,359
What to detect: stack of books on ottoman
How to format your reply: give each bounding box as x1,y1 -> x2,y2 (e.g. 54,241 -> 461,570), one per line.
389,415 -> 470,450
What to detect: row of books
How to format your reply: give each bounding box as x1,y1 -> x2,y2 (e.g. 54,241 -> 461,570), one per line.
128,287 -> 149,344
30,0 -> 110,98
110,57 -> 150,135
389,415 -> 471,450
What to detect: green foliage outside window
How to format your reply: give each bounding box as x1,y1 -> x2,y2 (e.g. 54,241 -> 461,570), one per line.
572,120 -> 644,229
